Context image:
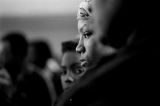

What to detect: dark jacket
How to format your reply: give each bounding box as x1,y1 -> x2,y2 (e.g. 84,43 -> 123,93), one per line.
10,71 -> 52,106
55,34 -> 159,106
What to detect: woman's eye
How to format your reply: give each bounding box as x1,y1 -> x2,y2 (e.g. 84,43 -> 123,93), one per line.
83,31 -> 92,39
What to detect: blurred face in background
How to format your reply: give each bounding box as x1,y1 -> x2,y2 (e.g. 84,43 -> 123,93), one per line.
27,46 -> 37,64
76,0 -> 117,68
61,51 -> 86,90
0,41 -> 11,68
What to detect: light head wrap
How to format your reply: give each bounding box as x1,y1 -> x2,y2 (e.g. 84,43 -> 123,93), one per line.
77,0 -> 93,20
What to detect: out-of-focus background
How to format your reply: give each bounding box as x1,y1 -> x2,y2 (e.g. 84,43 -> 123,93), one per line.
0,0 -> 81,59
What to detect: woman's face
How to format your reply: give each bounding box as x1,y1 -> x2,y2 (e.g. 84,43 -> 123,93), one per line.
76,0 -> 119,68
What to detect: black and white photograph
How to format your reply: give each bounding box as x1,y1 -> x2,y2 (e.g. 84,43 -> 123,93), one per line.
0,0 -> 158,106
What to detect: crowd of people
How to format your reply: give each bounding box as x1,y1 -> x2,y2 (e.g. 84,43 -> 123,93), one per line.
0,0 -> 159,106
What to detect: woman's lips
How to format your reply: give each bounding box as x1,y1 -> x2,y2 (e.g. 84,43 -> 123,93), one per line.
80,59 -> 88,67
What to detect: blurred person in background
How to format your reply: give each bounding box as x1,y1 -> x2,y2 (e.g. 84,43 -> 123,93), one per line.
0,32 -> 55,106
0,40 -> 11,89
27,40 -> 62,105
0,32 -> 28,84
60,40 -> 86,90
0,63 -> 11,105
0,31 -> 29,105
55,0 -> 159,106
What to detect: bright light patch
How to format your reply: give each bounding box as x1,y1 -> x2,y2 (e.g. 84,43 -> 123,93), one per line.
0,0 -> 81,16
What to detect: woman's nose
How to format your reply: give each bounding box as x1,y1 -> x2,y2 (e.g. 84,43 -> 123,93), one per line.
76,39 -> 85,54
